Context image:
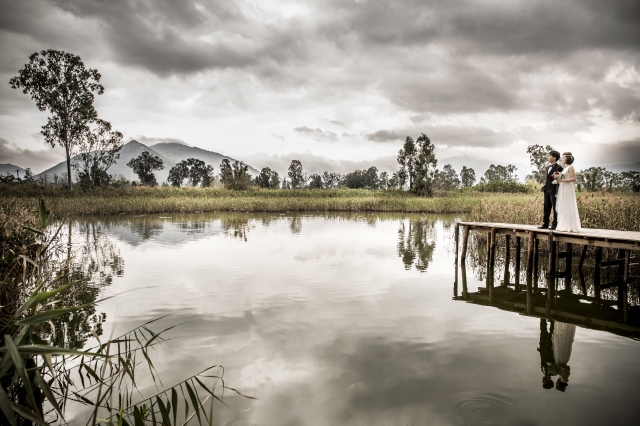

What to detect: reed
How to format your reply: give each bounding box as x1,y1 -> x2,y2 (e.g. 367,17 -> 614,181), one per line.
470,192 -> 640,231
0,199 -> 254,425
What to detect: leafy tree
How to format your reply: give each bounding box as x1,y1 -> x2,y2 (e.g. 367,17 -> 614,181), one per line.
481,164 -> 517,183
388,172 -> 400,189
411,133 -> 438,196
343,167 -> 380,189
603,170 -> 623,191
10,49 -> 105,190
307,174 -> 323,189
23,168 -> 35,183
219,159 -> 233,186
460,166 -> 476,188
577,167 -> 605,191
167,162 -> 189,187
281,176 -> 291,189
218,160 -> 252,190
526,144 -> 557,184
255,167 -> 280,189
74,119 -> 123,189
433,164 -> 460,191
397,136 -> 417,189
322,172 -> 343,189
379,171 -> 389,190
126,151 -> 164,186
397,219 -> 436,272
621,171 -> 640,193
288,160 -> 305,189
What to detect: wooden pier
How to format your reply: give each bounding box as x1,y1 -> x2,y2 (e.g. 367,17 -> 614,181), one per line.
454,222 -> 640,281
453,223 -> 640,338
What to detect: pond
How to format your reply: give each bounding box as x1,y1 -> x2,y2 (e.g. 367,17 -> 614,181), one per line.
64,212 -> 640,425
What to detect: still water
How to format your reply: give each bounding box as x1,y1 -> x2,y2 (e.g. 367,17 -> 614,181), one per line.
68,213 -> 640,425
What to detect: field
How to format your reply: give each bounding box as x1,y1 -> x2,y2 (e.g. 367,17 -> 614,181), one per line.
1,184 -> 639,231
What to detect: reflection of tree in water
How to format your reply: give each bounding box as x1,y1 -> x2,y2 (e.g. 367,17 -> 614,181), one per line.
129,217 -> 164,240
44,221 -> 125,349
220,215 -> 253,242
289,216 -> 302,235
397,219 -> 436,272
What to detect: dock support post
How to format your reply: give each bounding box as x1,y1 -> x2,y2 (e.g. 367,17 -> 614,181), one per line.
526,231 -> 535,275
534,238 -> 540,275
526,274 -> 533,315
454,263 -> 458,298
594,247 -> 602,306
505,234 -> 511,265
565,243 -> 573,288
454,223 -> 460,264
461,226 -> 469,263
515,236 -> 521,270
461,262 -> 468,299
489,228 -> 497,270
548,232 -> 556,277
623,250 -> 630,324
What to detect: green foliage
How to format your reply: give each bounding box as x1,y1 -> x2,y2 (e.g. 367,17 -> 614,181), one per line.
126,151 -> 164,186
307,174 -> 323,189
288,160 -> 305,189
343,167 -> 379,189
73,119 -> 123,189
526,144 -> 557,184
460,166 -> 476,188
474,180 -> 533,193
577,166 -> 605,191
433,164 -> 460,192
168,158 -> 215,187
10,50 -> 105,190
223,160 -> 252,190
322,172 -> 343,189
397,133 -> 437,195
255,167 -> 280,189
480,164 -> 518,184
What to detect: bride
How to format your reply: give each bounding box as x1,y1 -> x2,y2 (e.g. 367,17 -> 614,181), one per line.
553,152 -> 582,232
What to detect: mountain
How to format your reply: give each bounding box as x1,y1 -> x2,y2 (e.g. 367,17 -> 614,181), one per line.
0,163 -> 26,177
35,141 -> 259,183
149,143 -> 259,175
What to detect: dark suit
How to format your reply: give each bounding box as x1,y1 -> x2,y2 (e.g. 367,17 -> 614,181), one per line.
542,163 -> 563,228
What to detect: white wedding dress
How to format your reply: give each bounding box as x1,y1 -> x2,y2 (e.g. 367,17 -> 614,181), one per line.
556,166 -> 582,232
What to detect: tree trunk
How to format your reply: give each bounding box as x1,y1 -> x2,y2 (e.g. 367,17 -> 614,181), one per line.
65,139 -> 73,191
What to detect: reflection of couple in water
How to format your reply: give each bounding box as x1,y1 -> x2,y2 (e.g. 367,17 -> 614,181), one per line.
538,319 -> 577,392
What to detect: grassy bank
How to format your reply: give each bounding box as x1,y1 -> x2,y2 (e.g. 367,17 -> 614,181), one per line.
2,184 -> 639,231
1,185 -> 487,215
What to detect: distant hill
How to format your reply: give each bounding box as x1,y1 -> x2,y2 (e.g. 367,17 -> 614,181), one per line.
35,141 -> 259,183
0,163 -> 26,177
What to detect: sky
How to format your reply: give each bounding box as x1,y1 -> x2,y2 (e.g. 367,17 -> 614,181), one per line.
1,0 -> 639,176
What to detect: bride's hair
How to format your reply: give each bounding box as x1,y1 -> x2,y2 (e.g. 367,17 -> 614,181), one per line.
562,152 -> 574,165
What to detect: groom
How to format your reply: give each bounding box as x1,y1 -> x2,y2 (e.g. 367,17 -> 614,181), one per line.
539,150 -> 563,230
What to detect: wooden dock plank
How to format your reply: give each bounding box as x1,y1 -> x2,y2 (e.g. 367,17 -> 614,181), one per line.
457,222 -> 640,251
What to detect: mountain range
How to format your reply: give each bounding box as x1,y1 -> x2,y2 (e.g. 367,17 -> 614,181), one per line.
34,140 -> 259,183
0,163 -> 27,178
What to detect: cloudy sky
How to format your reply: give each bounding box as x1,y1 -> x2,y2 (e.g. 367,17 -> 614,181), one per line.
1,0 -> 639,175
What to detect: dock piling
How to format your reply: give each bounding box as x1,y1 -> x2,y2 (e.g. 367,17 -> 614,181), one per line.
454,223 -> 460,264
461,226 -> 469,263
548,232 -> 556,277
526,231 -> 535,274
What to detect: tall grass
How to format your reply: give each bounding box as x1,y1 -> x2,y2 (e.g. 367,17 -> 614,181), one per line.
0,199 -> 254,425
470,192 -> 640,231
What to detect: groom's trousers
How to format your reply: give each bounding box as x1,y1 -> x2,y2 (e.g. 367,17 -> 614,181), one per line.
543,189 -> 557,228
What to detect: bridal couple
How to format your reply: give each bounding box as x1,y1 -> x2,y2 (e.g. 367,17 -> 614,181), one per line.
539,150 -> 581,232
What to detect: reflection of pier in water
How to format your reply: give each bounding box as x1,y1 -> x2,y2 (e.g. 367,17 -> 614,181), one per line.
453,221 -> 640,339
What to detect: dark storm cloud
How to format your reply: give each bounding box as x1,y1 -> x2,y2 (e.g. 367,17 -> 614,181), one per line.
366,125 -> 514,148
0,137 -> 64,171
294,126 -> 338,143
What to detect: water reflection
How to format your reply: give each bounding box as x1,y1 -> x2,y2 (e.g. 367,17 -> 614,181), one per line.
59,213 -> 640,425
397,218 -> 436,271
